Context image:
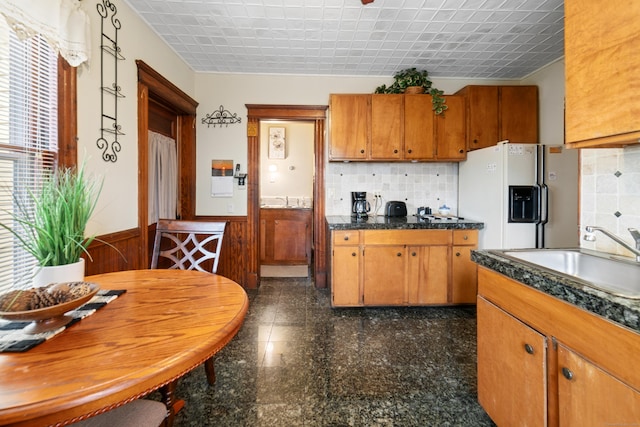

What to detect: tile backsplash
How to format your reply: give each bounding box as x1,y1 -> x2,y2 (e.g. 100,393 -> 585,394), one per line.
325,162 -> 458,216
580,144 -> 640,256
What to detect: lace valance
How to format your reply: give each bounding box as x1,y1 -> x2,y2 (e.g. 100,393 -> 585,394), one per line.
0,0 -> 90,67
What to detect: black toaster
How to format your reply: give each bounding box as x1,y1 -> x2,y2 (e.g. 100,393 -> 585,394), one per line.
385,201 -> 407,217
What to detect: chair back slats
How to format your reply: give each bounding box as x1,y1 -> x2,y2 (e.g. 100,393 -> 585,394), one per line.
151,219 -> 227,273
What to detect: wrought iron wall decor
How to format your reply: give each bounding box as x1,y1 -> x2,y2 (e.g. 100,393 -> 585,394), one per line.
201,105 -> 242,128
96,0 -> 124,162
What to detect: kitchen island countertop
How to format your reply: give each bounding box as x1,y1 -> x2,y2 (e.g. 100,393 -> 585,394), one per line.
472,249 -> 640,333
326,215 -> 484,230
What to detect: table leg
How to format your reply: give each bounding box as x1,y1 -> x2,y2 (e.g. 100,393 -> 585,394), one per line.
204,357 -> 216,385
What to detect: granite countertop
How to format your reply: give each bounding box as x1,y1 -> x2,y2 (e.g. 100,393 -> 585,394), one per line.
326,215 -> 484,230
472,249 -> 640,333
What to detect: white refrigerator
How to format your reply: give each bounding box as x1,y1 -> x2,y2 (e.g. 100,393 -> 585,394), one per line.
458,141 -> 579,250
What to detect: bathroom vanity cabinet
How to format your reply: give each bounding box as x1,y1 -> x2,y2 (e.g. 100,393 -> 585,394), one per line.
260,208 -> 312,265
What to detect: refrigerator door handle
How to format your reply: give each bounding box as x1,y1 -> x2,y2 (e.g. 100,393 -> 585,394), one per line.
540,183 -> 549,225
535,183 -> 543,248
534,183 -> 543,225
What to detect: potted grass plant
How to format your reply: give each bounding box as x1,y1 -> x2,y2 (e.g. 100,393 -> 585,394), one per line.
0,162 -> 102,286
375,67 -> 448,114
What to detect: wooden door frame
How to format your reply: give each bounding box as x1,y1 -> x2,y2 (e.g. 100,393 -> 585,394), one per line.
245,105 -> 328,289
136,61 -> 198,266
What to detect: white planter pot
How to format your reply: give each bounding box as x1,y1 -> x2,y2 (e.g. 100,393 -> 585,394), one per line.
32,258 -> 86,287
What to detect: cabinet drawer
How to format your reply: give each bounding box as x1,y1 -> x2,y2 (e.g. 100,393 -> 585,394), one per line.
453,230 -> 478,246
333,230 -> 360,245
363,229 -> 451,245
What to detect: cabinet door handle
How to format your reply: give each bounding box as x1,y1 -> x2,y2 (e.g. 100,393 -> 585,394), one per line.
393,149 -> 398,154
524,343 -> 534,354
344,235 -> 349,241
473,139 -> 478,144
360,149 -> 365,154
455,252 -> 461,257
407,149 -> 412,153
351,252 -> 357,257
411,252 -> 417,256
397,252 -> 402,257
463,235 -> 468,240
458,149 -> 464,154
562,367 -> 574,380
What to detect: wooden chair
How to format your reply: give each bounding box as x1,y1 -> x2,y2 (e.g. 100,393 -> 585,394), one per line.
69,399 -> 167,426
151,219 -> 226,274
151,219 -> 227,385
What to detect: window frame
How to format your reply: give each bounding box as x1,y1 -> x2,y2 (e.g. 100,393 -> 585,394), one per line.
57,56 -> 77,169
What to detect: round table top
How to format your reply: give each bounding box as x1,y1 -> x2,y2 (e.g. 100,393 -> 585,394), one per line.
0,269 -> 249,426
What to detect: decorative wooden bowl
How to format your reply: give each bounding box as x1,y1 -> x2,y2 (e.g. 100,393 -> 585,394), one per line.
0,282 -> 99,334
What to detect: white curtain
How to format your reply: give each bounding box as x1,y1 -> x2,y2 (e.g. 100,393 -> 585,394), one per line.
0,0 -> 90,67
148,131 -> 177,225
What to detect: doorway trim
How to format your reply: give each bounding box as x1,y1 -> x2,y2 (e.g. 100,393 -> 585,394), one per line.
136,60 -> 198,265
245,105 -> 329,289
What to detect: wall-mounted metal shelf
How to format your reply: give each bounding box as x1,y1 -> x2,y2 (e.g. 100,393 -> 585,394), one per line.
96,0 -> 125,163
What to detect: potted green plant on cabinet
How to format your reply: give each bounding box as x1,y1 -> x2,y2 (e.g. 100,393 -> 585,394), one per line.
0,162 -> 102,286
375,67 -> 448,114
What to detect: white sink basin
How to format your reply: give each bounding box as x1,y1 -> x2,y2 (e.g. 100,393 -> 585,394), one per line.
491,248 -> 640,299
260,204 -> 309,209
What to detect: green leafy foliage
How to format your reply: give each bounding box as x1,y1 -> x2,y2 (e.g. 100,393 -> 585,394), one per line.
375,67 -> 448,115
0,163 -> 102,266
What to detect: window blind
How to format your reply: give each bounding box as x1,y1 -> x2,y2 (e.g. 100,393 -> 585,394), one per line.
0,20 -> 58,294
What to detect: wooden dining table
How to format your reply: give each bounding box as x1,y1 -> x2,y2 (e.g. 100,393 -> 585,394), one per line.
0,269 -> 249,427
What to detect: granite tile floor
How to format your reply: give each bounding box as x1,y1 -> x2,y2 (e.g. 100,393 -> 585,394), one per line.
167,277 -> 495,426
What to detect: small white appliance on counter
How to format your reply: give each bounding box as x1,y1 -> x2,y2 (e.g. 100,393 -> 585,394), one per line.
458,141 -> 579,250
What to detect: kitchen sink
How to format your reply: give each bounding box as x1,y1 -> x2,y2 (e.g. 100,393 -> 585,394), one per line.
489,248 -> 640,299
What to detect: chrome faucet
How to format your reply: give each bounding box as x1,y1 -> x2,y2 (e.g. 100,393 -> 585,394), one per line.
584,226 -> 640,262
276,196 -> 289,207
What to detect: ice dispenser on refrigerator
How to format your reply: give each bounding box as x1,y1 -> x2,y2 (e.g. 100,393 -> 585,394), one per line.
508,186 -> 539,223
458,141 -> 579,250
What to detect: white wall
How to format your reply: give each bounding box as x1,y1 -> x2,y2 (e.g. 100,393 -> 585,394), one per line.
194,73 -> 520,216
522,59 -> 565,145
76,3 -> 640,257
77,0 -> 194,235
260,121 -> 314,206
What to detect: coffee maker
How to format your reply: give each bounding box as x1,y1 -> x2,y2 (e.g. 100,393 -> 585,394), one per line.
351,191 -> 371,220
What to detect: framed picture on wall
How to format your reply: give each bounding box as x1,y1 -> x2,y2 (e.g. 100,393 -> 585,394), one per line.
268,127 -> 286,159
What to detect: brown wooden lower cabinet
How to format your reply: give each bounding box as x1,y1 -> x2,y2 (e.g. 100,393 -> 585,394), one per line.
260,208 -> 312,265
329,228 -> 478,307
477,296 -> 547,426
477,267 -> 640,427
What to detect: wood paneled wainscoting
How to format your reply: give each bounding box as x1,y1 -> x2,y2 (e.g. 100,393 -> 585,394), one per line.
84,228 -> 143,276
83,218 -> 248,288
195,216 -> 248,288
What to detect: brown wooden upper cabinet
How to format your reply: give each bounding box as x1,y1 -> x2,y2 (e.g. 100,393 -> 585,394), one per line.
434,95 -> 466,161
328,94 -> 370,160
371,94 -> 403,160
564,0 -> 640,148
455,85 -> 539,151
329,93 -> 466,162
